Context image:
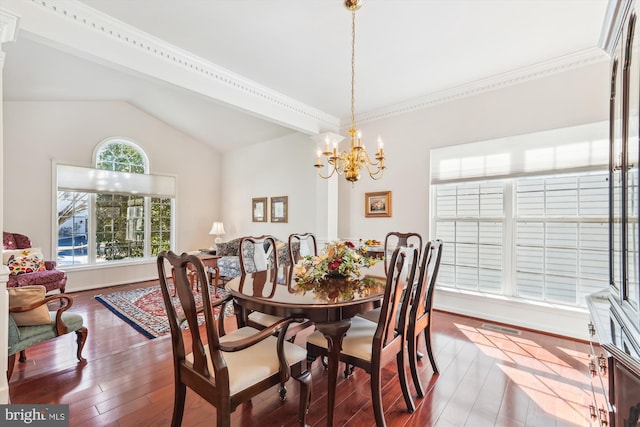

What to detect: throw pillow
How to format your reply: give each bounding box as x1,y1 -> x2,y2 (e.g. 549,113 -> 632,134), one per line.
7,255 -> 46,276
3,247 -> 43,265
8,285 -> 52,326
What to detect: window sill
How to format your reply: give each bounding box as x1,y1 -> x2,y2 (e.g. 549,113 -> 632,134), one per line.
435,286 -> 591,341
59,257 -> 155,272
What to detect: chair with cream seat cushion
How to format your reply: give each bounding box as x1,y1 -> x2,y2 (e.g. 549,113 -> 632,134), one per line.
237,235 -> 311,341
355,240 -> 444,396
306,246 -> 419,426
157,251 -> 311,427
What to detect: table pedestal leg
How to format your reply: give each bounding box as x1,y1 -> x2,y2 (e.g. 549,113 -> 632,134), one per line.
314,320 -> 351,427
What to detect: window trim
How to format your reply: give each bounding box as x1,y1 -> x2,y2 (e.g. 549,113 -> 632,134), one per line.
54,138 -> 176,267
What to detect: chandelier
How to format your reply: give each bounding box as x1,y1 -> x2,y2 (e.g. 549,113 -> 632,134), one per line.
313,0 -> 386,183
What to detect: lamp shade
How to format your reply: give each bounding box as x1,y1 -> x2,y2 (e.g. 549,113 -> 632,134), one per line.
209,222 -> 225,236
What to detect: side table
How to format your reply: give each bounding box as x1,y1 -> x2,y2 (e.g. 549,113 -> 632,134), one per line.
171,254 -> 220,295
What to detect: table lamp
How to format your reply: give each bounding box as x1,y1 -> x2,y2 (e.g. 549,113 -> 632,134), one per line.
208,221 -> 225,250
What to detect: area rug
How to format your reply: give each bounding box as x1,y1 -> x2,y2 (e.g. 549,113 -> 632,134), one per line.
95,284 -> 233,339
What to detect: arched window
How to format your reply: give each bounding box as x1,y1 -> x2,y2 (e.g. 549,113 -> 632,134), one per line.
56,138 -> 174,266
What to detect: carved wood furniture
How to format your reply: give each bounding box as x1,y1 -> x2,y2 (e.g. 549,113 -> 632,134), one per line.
586,2 -> 640,425
407,239 -> 444,395
383,231 -> 422,275
287,233 -> 318,288
226,266 -> 386,427
305,247 -> 419,426
156,251 -> 311,427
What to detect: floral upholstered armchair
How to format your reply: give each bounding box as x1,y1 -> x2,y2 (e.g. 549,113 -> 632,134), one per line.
3,231 -> 67,294
216,237 -> 298,281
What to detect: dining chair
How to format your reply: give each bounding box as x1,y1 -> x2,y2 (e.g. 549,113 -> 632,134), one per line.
306,246 -> 419,426
407,239 -> 444,396
356,233 -> 422,324
157,251 -> 311,427
287,233 -> 318,288
383,231 -> 422,276
238,235 -> 311,341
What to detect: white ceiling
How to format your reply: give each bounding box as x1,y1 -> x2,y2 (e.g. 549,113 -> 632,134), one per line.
2,0 -> 611,152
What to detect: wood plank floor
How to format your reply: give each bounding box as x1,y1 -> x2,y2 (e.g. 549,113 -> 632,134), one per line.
8,280 -> 603,426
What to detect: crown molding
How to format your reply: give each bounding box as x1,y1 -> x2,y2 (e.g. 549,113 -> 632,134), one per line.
2,0 -> 339,134
348,47 -> 609,127
2,0 -> 611,133
0,9 -> 20,43
599,0 -> 632,56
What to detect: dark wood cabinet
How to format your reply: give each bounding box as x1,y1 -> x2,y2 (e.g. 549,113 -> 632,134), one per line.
588,1 -> 640,426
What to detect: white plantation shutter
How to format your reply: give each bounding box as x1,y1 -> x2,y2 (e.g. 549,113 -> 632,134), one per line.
431,122 -> 610,308
514,173 -> 609,305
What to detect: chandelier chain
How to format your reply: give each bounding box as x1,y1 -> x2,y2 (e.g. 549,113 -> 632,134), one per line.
351,10 -> 356,131
312,0 -> 386,183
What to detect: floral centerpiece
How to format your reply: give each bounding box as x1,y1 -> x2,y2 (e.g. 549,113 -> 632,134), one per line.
293,240 -> 383,301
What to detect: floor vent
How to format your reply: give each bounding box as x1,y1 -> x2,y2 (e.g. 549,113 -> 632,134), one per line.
481,323 -> 522,336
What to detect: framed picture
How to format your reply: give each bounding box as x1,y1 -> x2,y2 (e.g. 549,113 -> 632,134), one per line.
252,197 -> 267,222
365,191 -> 392,218
270,196 -> 288,223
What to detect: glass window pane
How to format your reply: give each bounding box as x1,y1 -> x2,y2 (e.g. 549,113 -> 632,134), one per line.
57,191 -> 89,266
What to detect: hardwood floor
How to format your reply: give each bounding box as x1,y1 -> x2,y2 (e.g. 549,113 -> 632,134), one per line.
8,281 -> 602,426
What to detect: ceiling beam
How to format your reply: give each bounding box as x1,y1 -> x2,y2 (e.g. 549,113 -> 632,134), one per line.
2,0 -> 340,135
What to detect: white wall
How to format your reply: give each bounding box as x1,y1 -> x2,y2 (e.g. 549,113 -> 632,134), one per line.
335,60 -> 610,340
3,100 -> 221,291
339,60 -> 610,242
221,132 -> 319,242
218,60 -> 606,339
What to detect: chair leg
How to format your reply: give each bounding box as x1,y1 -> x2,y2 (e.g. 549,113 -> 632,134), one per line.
296,370 -> 312,427
407,331 -> 425,398
279,383 -> 287,400
75,327 -> 88,362
171,382 -> 186,427
424,326 -> 439,374
370,365 -> 386,427
6,354 -> 16,381
18,350 -> 26,363
396,352 -> 415,413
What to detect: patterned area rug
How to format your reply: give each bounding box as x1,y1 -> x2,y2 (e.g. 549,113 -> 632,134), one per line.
95,284 -> 232,339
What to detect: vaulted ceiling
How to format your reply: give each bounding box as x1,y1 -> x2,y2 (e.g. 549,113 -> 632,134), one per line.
2,0 -> 611,152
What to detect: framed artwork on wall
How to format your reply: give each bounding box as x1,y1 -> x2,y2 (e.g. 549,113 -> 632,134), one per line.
270,196 -> 288,223
252,197 -> 267,222
365,191 -> 392,218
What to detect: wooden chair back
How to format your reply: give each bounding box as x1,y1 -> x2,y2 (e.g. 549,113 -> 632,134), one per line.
239,235 -> 278,275
287,233 -> 318,287
384,232 -> 423,275
375,246 -> 419,356
407,239 -> 444,395
157,250 -> 312,426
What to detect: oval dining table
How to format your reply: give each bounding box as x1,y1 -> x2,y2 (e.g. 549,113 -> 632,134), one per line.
226,266 -> 386,427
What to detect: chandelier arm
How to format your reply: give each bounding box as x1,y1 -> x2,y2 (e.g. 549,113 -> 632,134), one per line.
316,162 -> 339,179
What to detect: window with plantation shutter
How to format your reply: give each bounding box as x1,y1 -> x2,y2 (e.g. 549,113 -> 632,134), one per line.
431,122 -> 610,308
514,173 -> 609,306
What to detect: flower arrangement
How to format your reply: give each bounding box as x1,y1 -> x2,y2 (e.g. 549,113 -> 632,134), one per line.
293,240 -> 378,284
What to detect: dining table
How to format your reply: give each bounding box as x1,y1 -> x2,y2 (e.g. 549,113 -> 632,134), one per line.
225,263 -> 386,427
